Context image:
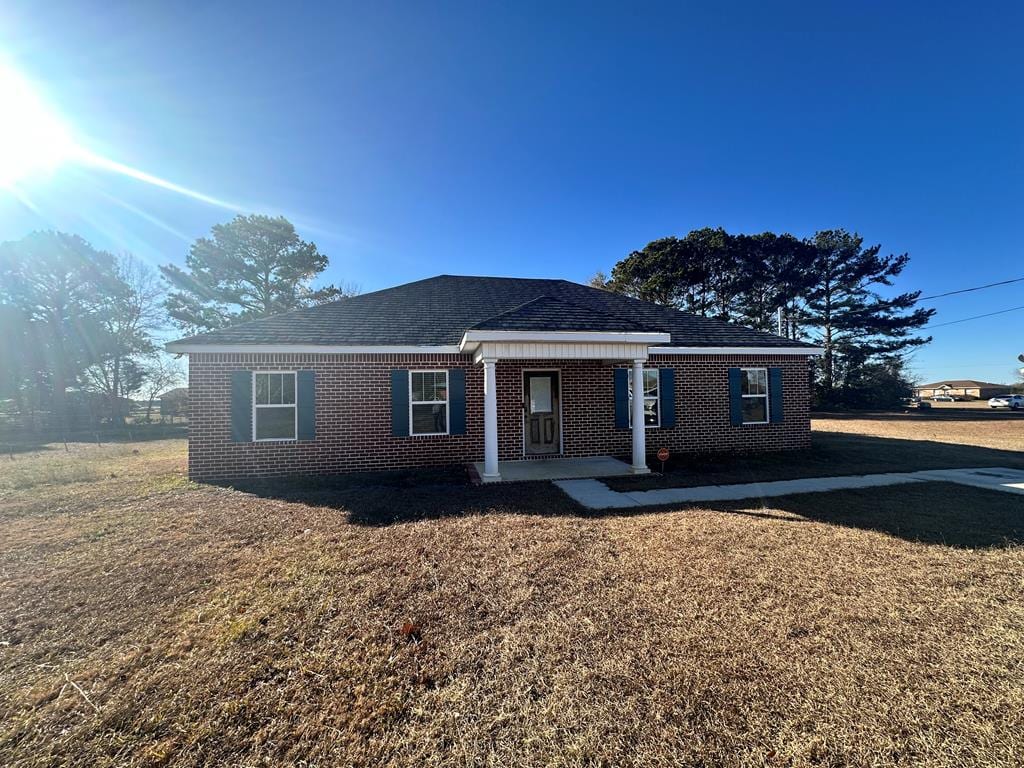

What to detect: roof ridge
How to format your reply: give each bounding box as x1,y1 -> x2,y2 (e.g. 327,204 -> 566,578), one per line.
470,293 -> 654,332
468,294 -> 558,330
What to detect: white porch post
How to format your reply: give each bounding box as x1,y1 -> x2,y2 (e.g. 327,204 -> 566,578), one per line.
483,357 -> 500,480
630,358 -> 649,474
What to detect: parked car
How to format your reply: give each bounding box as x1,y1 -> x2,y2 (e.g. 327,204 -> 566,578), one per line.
903,397 -> 932,410
988,394 -> 1024,409
931,395 -> 955,402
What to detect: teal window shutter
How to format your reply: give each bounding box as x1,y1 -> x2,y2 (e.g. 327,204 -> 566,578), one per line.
390,369 -> 409,437
614,368 -> 629,429
449,369 -> 466,434
728,368 -> 743,426
659,368 -> 676,428
769,367 -> 784,423
231,370 -> 252,442
297,370 -> 316,440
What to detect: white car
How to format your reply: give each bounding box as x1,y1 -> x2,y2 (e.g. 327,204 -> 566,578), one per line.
931,395 -> 955,402
988,394 -> 1024,409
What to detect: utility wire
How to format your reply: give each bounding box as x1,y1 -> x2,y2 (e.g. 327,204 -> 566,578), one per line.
923,304 -> 1024,330
824,275 -> 1024,326
918,276 -> 1024,301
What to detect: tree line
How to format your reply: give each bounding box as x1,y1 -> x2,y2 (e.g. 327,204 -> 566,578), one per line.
2,214 -> 935,431
0,214 -> 349,433
597,228 -> 935,407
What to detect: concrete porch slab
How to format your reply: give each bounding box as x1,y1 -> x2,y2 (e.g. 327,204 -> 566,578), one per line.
473,456 -> 636,484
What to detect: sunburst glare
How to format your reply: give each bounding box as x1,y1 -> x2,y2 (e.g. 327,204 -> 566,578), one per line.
0,63 -> 244,212
0,66 -> 76,187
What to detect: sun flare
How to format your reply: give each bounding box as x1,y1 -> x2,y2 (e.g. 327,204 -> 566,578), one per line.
0,66 -> 78,187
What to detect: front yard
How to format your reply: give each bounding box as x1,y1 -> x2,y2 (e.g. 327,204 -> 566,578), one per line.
609,408 -> 1024,491
1,416 -> 1023,766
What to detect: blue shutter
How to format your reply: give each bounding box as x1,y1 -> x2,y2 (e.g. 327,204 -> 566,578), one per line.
297,370 -> 316,440
230,370 -> 252,442
390,369 -> 410,437
659,368 -> 676,428
769,367 -> 784,423
728,368 -> 743,426
614,368 -> 629,429
449,368 -> 466,435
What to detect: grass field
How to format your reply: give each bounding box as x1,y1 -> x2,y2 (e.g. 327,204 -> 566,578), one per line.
1,415 -> 1023,766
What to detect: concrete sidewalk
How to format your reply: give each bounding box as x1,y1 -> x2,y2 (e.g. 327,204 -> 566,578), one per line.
554,467 -> 1024,510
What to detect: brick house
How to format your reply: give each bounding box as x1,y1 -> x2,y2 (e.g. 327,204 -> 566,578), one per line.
913,380 -> 1008,401
167,275 -> 822,482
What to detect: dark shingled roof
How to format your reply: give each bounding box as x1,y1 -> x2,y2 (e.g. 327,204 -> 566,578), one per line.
169,275 -> 816,349
470,296 -> 654,332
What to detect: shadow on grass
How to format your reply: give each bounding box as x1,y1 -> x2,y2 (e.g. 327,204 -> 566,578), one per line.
698,482 -> 1024,549
225,471 -> 1024,549
606,432 -> 1024,492
0,424 -> 187,455
813,407 -> 1024,422
219,433 -> 1024,549
227,465 -> 584,527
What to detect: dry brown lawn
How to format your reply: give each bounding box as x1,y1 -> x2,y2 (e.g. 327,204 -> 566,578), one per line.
814,408 -> 1023,452
1,429 -> 1023,767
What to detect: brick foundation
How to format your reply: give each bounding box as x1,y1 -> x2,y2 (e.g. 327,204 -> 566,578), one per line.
186,352 -> 812,481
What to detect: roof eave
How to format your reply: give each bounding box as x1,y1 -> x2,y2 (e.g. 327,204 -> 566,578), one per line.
164,342 -> 463,355
650,345 -> 825,356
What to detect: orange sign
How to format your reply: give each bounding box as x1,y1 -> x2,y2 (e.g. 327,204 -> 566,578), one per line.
656,447 -> 670,462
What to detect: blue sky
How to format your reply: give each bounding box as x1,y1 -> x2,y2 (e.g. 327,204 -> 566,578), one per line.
1,1 -> 1021,383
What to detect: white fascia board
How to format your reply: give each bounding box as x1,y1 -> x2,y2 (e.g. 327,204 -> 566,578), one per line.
459,330 -> 672,351
650,346 -> 825,356
164,343 -> 464,355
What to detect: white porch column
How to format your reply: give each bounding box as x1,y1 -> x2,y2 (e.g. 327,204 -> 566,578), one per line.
630,358 -> 649,474
483,357 -> 500,480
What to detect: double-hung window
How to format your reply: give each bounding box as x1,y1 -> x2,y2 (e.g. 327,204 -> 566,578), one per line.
410,370 -> 449,435
740,368 -> 769,424
254,372 -> 297,440
628,369 -> 660,427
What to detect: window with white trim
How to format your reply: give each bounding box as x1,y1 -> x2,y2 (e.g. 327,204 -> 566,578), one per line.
741,368 -> 769,424
410,370 -> 449,435
628,369 -> 660,427
254,372 -> 297,440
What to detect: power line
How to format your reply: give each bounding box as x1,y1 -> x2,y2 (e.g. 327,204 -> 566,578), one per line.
918,276 -> 1024,301
840,274 -> 1023,319
839,275 -> 1024,325
923,304 -> 1024,330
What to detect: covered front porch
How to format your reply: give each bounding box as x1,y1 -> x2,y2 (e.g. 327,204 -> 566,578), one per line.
459,322 -> 672,483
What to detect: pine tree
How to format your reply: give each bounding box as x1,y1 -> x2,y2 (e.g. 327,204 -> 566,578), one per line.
160,214 -> 354,333
801,230 -> 934,400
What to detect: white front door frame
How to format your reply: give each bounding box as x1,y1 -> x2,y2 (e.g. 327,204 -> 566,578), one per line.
521,368 -> 564,457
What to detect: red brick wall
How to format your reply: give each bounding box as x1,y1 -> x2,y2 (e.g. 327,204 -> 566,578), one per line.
187,352 -> 811,480
495,355 -> 811,461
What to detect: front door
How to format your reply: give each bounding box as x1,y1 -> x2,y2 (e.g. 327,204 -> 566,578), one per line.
523,371 -> 560,455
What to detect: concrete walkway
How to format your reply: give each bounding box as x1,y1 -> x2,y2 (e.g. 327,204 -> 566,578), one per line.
554,467 -> 1024,510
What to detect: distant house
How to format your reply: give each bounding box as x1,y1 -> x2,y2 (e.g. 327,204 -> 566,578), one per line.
159,387 -> 189,419
166,274 -> 822,482
914,380 -> 1008,400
